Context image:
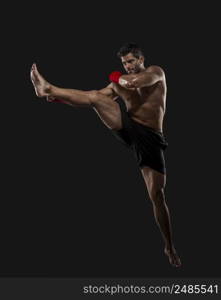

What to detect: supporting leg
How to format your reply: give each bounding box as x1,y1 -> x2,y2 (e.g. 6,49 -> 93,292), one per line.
141,166 -> 181,267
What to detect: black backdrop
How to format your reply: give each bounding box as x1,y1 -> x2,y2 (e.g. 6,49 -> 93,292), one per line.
1,1 -> 220,279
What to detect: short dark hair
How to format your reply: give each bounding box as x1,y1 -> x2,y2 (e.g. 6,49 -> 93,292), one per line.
117,43 -> 144,59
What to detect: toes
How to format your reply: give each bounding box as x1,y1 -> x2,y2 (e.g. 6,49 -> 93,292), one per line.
31,63 -> 38,73
165,249 -> 181,267
172,256 -> 181,267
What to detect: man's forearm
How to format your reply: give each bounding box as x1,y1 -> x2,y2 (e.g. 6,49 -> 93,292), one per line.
119,72 -> 159,88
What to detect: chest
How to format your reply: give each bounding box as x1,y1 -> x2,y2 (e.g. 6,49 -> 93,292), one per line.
114,85 -> 154,107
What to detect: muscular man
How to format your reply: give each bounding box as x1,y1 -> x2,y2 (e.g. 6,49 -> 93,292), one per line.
30,43 -> 181,267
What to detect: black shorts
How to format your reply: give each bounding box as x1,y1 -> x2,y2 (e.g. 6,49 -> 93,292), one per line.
111,100 -> 168,174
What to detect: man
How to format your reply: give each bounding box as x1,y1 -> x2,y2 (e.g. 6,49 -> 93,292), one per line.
30,43 -> 181,267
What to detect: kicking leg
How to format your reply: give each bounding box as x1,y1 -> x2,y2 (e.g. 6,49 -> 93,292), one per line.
30,63 -> 122,129
141,166 -> 181,267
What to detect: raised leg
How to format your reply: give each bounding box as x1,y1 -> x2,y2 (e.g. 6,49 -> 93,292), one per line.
141,166 -> 181,267
30,64 -> 122,129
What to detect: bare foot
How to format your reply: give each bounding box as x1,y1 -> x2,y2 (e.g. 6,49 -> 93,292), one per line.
30,63 -> 51,98
164,247 -> 181,267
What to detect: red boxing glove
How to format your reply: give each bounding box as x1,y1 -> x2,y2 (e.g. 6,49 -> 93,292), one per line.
109,71 -> 122,83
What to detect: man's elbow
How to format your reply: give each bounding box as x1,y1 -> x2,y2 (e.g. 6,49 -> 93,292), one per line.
131,78 -> 143,88
131,78 -> 150,88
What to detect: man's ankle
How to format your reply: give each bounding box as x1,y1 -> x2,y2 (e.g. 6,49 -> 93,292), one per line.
47,84 -> 54,97
165,244 -> 175,252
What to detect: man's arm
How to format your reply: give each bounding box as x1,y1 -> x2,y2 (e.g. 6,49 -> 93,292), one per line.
112,66 -> 164,89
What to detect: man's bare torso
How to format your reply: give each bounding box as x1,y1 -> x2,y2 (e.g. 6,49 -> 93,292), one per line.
112,67 -> 167,132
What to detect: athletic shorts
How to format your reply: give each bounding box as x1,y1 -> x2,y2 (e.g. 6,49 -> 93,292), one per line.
111,100 -> 168,174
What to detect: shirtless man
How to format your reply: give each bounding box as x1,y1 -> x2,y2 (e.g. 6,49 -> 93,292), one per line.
30,43 -> 181,267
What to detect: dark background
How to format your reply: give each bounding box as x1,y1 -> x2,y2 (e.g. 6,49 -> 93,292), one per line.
1,2 -> 220,278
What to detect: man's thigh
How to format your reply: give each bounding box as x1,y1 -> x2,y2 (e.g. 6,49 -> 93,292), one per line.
91,90 -> 122,130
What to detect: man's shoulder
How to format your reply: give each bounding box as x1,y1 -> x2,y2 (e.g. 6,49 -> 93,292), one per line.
146,65 -> 165,76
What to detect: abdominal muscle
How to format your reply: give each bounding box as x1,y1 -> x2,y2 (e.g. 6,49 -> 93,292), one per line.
125,89 -> 166,132
128,103 -> 165,132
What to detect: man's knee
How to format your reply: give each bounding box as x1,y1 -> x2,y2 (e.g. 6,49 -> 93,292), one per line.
89,90 -> 103,106
149,187 -> 165,205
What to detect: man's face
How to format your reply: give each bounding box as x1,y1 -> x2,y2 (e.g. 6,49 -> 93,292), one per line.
121,53 -> 144,74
